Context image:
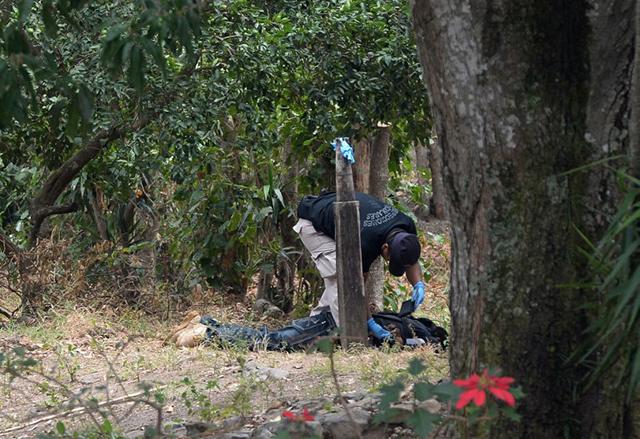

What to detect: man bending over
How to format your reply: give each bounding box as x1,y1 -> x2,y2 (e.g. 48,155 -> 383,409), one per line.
294,191 -> 425,341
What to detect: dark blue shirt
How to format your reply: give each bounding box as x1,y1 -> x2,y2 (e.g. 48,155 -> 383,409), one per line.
297,192 -> 416,273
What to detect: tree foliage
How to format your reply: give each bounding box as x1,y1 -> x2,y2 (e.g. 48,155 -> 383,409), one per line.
0,0 -> 430,307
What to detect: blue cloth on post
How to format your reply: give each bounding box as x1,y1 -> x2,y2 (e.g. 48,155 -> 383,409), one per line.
331,137 -> 356,164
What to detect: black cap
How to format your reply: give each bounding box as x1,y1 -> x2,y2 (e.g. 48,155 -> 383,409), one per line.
388,232 -> 421,276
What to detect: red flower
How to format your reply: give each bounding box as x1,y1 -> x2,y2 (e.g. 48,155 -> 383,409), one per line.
282,410 -> 296,420
282,407 -> 315,422
453,369 -> 516,410
302,407 -> 315,421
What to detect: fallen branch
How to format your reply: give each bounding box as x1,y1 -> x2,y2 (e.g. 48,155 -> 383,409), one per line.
0,304 -> 15,319
0,232 -> 19,260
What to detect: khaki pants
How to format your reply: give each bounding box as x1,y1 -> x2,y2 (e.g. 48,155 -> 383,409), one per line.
293,218 -> 340,326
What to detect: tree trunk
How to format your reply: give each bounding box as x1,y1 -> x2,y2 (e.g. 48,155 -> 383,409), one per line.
88,186 -> 109,241
366,126 -> 391,309
28,125 -> 129,246
630,0 -> 640,179
412,1 -> 635,437
353,137 -> 371,193
138,202 -> 159,294
275,138 -> 298,312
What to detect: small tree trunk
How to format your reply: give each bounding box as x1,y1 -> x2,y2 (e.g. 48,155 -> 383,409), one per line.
0,233 -> 40,321
353,138 -> 371,192
412,142 -> 432,220
274,138 -> 298,312
88,186 -> 108,241
427,136 -> 447,219
138,204 -> 159,293
366,125 -> 391,308
256,270 -> 274,301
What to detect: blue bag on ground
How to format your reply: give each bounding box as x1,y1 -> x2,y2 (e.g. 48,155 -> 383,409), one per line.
370,300 -> 448,349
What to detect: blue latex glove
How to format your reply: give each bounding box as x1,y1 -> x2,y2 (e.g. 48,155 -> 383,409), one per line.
330,137 -> 356,164
411,281 -> 425,311
368,318 -> 392,342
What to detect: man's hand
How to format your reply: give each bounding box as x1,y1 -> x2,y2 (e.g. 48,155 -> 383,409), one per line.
411,281 -> 425,311
368,318 -> 392,342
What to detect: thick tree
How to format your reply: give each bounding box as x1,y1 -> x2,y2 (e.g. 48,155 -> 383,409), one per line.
412,1 -> 637,437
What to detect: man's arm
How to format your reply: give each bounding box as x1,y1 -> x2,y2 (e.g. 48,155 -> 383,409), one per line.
406,262 -> 426,311
405,262 -> 422,286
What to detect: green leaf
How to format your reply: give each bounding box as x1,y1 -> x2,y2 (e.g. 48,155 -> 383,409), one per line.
140,39 -> 166,73
101,419 -> 113,434
42,0 -> 58,38
433,381 -> 460,402
4,24 -> 31,54
407,358 -> 426,376
274,431 -> 292,439
190,190 -> 204,204
405,409 -> 439,439
227,210 -> 242,232
104,23 -> 127,43
413,382 -> 434,401
274,188 -> 284,206
49,100 -> 65,129
378,380 -> 404,411
121,41 -> 134,66
18,0 -> 34,22
21,358 -> 38,367
56,421 -> 66,434
66,100 -> 81,137
510,385 -> 525,399
502,406 -> 522,422
313,337 -> 333,354
373,407 -> 407,424
77,83 -> 94,122
128,45 -> 146,93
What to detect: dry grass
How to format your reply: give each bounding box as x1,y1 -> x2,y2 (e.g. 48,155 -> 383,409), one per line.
0,221 -> 452,437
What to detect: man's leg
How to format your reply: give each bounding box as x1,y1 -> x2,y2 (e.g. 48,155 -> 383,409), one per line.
309,253 -> 338,325
293,219 -> 340,326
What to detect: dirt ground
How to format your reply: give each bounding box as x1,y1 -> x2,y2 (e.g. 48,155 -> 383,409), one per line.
0,220 -> 451,438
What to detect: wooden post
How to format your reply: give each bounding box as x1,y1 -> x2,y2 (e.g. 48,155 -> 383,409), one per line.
335,145 -> 368,347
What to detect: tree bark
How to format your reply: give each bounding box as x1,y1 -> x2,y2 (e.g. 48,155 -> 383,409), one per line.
353,137 -> 371,193
88,187 -> 109,241
275,139 -> 299,312
0,232 -> 20,260
412,1 -> 635,437
335,147 -> 368,347
427,136 -> 447,219
28,124 -> 131,246
630,0 -> 640,179
366,126 -> 391,308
